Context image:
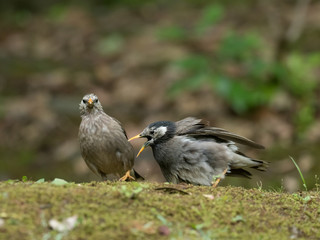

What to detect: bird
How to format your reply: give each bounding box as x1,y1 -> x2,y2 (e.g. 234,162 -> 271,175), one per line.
129,117 -> 268,186
78,93 -> 135,181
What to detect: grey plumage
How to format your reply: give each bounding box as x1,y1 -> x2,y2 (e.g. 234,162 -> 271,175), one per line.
130,117 -> 268,186
79,93 -> 134,180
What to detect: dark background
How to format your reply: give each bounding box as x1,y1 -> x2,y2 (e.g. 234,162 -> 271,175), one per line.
0,0 -> 319,191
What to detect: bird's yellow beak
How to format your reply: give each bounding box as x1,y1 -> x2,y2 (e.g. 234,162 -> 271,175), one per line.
136,145 -> 145,158
136,141 -> 151,158
129,134 -> 142,141
88,98 -> 93,104
129,134 -> 150,158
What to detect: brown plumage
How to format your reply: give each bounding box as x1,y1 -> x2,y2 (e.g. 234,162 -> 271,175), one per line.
78,93 -> 134,181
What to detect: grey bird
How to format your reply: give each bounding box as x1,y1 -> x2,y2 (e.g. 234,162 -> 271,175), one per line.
79,93 -> 135,181
129,117 -> 267,186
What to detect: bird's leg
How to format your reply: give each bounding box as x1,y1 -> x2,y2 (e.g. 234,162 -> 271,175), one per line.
119,170 -> 135,181
212,168 -> 228,187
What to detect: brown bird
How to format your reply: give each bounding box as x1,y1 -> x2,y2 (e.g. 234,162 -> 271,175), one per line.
79,93 -> 134,181
130,117 -> 267,186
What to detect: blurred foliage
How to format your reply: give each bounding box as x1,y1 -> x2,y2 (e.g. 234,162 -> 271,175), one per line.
0,0 -> 147,13
285,52 -> 320,137
95,34 -> 126,56
167,32 -> 278,113
195,3 -> 224,35
157,26 -> 187,41
162,3 -> 320,137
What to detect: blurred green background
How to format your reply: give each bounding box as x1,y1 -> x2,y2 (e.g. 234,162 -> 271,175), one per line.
0,0 -> 319,191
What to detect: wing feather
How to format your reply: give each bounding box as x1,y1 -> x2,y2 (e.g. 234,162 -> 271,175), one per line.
175,117 -> 264,149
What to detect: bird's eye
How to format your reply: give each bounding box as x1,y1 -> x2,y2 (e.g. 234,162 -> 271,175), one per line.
94,99 -> 98,103
82,99 -> 87,104
150,130 -> 154,135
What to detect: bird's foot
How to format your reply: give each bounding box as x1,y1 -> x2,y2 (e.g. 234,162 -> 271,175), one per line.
119,170 -> 135,181
212,168 -> 228,187
212,178 -> 221,188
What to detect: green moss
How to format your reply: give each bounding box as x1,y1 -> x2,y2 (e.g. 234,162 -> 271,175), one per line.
0,181 -> 319,239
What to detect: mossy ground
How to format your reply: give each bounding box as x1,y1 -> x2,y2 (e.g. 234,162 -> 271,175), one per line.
0,181 -> 319,240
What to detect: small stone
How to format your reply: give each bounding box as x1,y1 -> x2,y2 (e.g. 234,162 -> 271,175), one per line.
0,218 -> 4,228
158,225 -> 170,236
203,194 -> 214,200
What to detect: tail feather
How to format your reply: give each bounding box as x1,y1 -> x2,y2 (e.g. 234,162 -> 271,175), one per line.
250,159 -> 269,171
230,151 -> 269,171
227,168 -> 252,179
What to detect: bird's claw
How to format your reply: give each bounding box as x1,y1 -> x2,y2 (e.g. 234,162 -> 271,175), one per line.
119,170 -> 135,181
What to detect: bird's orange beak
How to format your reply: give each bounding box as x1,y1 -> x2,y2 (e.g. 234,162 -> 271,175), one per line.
136,141 -> 151,158
87,98 -> 93,108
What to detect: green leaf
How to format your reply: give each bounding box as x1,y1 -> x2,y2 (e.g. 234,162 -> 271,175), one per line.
175,55 -> 210,72
231,215 -> 245,223
157,26 -> 186,41
51,178 -> 69,186
191,223 -> 206,230
196,4 -> 224,33
303,195 -> 311,203
36,178 -> 45,183
219,32 -> 261,60
5,179 -> 16,184
22,176 -> 28,182
156,214 -> 169,226
289,156 -> 307,191
168,74 -> 207,97
132,187 -> 143,194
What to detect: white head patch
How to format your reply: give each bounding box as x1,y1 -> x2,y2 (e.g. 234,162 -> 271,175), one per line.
155,126 -> 167,138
